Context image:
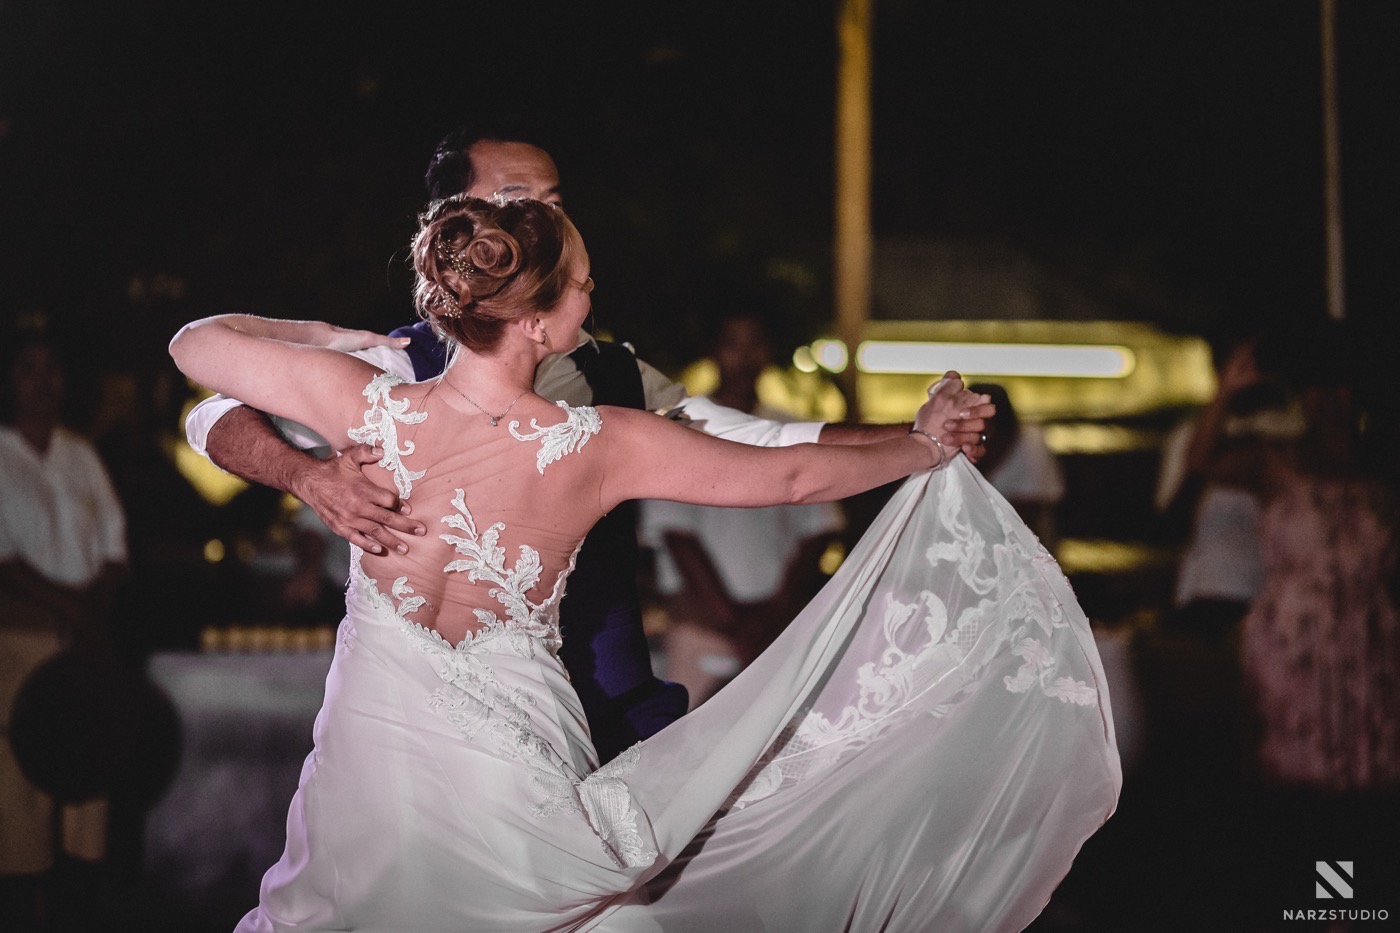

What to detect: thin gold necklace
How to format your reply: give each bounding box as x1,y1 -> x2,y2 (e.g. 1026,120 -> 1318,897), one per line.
443,381 -> 529,426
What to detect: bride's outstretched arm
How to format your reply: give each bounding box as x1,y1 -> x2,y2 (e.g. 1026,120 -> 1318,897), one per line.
170,315 -> 397,449
600,372 -> 992,512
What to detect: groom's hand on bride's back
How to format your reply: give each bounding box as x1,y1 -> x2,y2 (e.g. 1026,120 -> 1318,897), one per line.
291,444 -> 428,556
276,327 -> 417,552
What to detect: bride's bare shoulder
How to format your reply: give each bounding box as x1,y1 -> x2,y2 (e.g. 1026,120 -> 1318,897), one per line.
593,405 -> 686,435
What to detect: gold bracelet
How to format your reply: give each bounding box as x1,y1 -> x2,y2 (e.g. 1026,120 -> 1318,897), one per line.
908,427 -> 946,470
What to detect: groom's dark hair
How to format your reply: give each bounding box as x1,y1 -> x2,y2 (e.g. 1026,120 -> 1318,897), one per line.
424,123 -> 551,202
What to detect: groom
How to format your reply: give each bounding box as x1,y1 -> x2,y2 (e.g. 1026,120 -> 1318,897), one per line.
186,126 -> 988,761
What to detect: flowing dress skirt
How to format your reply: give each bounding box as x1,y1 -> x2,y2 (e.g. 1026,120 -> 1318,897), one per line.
239,460 -> 1120,932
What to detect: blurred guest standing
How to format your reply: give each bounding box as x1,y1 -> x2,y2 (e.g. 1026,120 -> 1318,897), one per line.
0,331 -> 126,925
1153,335 -> 1290,641
641,313 -> 843,706
1239,323 -> 1400,888
967,383 -> 1064,553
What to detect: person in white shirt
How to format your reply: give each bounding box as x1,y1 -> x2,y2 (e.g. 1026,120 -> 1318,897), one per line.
0,330 -> 126,921
641,312 -> 845,706
1153,335 -> 1294,640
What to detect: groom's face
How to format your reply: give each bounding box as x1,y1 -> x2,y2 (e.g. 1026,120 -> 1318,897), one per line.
465,141 -> 563,206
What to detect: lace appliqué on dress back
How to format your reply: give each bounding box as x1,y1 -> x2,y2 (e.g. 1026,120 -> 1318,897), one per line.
439,488 -> 565,655
347,372 -> 426,498
508,402 -> 602,474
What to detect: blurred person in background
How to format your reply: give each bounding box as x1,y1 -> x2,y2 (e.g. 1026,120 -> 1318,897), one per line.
279,505 -> 355,626
966,382 -> 1064,554
1153,332 -> 1293,643
0,327 -> 126,928
641,312 -> 844,707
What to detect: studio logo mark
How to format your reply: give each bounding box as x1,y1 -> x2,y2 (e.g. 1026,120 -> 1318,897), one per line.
1284,861 -> 1388,921
1315,861 -> 1354,899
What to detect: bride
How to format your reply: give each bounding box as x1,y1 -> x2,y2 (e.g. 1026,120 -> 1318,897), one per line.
170,196 -> 1119,932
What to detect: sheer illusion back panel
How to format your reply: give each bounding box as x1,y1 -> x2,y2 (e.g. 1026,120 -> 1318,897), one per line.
352,376 -> 607,643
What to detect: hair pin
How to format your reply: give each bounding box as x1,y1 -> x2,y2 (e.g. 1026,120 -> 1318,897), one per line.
438,243 -> 477,279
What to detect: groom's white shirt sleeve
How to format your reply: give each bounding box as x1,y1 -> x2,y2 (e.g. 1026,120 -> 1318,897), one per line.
668,395 -> 823,448
183,345 -> 416,459
532,334 -> 825,449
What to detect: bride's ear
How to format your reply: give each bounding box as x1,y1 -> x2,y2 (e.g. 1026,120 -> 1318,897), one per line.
522,315 -> 550,347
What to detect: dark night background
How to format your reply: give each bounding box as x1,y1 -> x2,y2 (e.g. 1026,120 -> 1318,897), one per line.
2,0 -> 1396,378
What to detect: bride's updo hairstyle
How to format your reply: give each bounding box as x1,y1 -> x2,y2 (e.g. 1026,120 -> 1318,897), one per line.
411,196 -> 576,352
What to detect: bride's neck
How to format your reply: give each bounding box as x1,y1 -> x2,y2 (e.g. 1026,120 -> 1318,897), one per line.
444,342 -> 538,401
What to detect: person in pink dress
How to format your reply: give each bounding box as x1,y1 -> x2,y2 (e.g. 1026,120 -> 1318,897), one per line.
1236,321 -> 1400,903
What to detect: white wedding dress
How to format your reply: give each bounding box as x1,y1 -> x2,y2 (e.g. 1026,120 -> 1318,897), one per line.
237,374 -> 1120,933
